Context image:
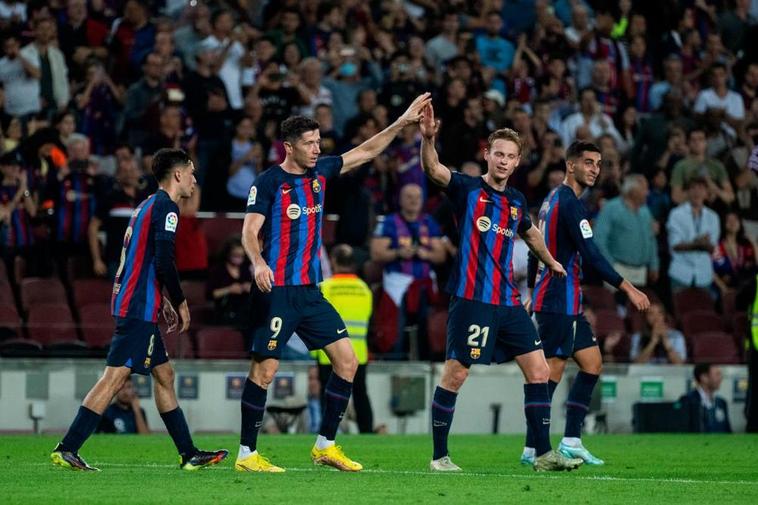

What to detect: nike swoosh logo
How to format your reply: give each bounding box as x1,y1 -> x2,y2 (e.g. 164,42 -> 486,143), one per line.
337,328 -> 347,334
282,188 -> 293,194
534,340 -> 542,346
479,196 -> 493,203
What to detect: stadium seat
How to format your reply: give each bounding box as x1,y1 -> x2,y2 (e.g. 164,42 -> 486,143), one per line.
26,303 -> 78,344
190,304 -> 216,329
582,285 -> 616,310
672,288 -> 714,319
181,280 -> 208,306
680,310 -> 724,341
73,279 -> 114,307
426,309 -> 448,356
721,289 -> 737,316
593,309 -> 625,338
690,331 -> 741,364
0,338 -> 43,357
79,303 -> 115,348
201,216 -> 242,257
0,303 -> 21,329
196,327 -> 246,359
20,277 -> 68,311
163,330 -> 195,359
45,339 -> 90,358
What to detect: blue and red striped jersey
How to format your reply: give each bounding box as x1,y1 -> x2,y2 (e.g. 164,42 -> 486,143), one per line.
531,185 -> 623,315
0,184 -> 34,248
373,212 -> 442,280
111,190 -> 179,322
246,156 -> 343,286
446,172 -> 532,306
53,171 -> 97,244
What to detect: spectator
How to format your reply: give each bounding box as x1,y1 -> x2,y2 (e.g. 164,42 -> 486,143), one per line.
225,115 -> 262,210
560,88 -> 624,149
57,0 -> 109,81
647,167 -> 673,226
627,35 -> 654,114
0,33 -> 41,119
370,183 -> 445,359
206,235 -> 252,327
266,7 -> 308,60
694,63 -> 745,131
425,10 -> 459,82
379,51 -> 425,120
733,167 -> 758,243
74,59 -> 123,156
670,127 -> 734,207
631,90 -> 692,176
630,301 -> 686,364
110,0 -> 156,83
0,150 -> 36,297
740,62 -> 758,108
182,40 -> 232,201
594,174 -> 659,288
439,97 -> 488,169
173,1 -> 212,72
294,57 -> 333,119
386,125 -> 425,209
174,186 -> 208,279
96,376 -> 149,434
121,52 -> 165,148
679,364 -> 732,433
201,9 -> 246,111
20,16 -> 69,119
649,55 -> 685,113
583,305 -> 627,364
712,211 -> 757,295
667,176 -> 720,292
717,0 -> 754,55
88,154 -> 149,279
314,244 -> 374,434
475,11 -> 514,93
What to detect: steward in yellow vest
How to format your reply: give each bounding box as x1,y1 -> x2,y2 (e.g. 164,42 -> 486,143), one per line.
314,245 -> 375,433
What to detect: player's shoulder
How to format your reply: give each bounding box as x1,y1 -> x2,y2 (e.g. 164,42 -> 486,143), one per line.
449,171 -> 482,190
506,187 -> 528,206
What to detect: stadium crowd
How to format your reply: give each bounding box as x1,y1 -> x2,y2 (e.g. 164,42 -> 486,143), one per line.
0,0 -> 756,363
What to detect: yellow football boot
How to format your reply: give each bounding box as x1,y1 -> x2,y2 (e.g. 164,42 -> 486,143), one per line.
310,444 -> 363,472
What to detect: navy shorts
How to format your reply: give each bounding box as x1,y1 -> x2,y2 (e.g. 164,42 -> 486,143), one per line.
446,297 -> 541,366
249,285 -> 346,359
536,312 -> 597,359
106,317 -> 169,375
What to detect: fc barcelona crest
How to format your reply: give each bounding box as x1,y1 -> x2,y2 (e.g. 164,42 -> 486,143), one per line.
510,206 -> 519,219
268,340 -> 278,351
312,179 -> 321,193
470,348 -> 481,360
143,357 -> 151,368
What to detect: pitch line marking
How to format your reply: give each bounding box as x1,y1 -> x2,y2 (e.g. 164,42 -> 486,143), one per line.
32,462 -> 758,486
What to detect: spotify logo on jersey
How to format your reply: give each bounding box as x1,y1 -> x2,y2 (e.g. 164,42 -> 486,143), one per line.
476,216 -> 492,232
287,204 -> 302,219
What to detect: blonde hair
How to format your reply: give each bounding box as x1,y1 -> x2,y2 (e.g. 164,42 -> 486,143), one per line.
487,128 -> 522,155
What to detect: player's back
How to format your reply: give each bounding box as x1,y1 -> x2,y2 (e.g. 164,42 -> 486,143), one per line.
111,190 -> 178,322
532,185 -> 585,315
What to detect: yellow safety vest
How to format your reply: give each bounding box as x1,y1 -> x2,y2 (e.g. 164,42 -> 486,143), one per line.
752,275 -> 758,350
314,274 -> 373,365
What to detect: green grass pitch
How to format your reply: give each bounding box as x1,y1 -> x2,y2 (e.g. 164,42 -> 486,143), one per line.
1,434 -> 757,504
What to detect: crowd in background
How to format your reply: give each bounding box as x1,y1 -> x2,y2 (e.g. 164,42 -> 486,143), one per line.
0,0 -> 757,362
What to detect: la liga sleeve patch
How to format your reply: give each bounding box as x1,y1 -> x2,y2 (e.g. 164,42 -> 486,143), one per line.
247,185 -> 257,206
165,212 -> 178,232
579,219 -> 593,239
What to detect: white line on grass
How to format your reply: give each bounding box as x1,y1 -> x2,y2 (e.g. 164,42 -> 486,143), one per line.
33,462 -> 758,486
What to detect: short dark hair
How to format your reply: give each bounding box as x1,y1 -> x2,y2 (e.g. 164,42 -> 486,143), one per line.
280,115 -> 320,143
685,175 -> 708,189
331,244 -> 355,271
693,363 -> 712,382
710,62 -> 728,75
566,141 -> 601,161
151,148 -> 191,182
687,125 -> 707,139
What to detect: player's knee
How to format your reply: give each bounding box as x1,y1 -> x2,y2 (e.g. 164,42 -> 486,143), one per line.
155,366 -> 176,388
443,366 -> 469,391
526,363 -> 550,384
336,355 -> 359,379
582,361 -> 602,376
255,366 -> 278,387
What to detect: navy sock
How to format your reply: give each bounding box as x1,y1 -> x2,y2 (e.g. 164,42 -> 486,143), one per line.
240,379 -> 268,451
565,371 -> 599,438
60,406 -> 101,453
319,373 -> 352,440
431,387 -> 457,460
525,379 -> 558,449
160,407 -> 196,457
524,383 -> 552,456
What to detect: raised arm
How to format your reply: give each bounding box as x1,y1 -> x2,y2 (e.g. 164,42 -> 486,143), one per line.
341,92 -> 431,174
419,103 -> 452,187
